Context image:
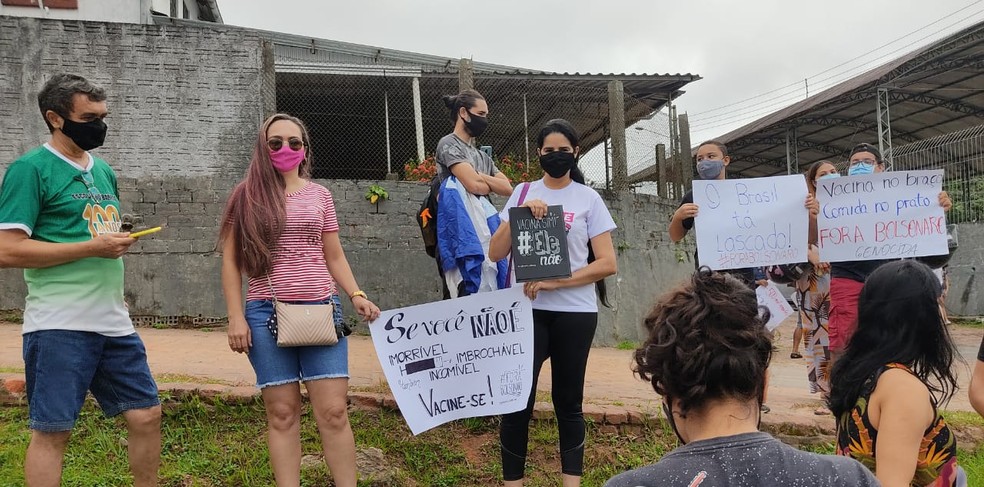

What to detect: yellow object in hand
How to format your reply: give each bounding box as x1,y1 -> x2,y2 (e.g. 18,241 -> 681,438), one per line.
130,226 -> 163,238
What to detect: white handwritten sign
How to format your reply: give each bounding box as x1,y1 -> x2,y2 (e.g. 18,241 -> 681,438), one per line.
369,287 -> 534,435
756,281 -> 795,331
816,170 -> 947,263
692,175 -> 809,270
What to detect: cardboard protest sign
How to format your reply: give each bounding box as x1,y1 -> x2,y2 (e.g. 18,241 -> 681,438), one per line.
508,205 -> 572,282
756,281 -> 795,331
816,170 -> 948,263
369,287 -> 534,435
692,175 -> 810,270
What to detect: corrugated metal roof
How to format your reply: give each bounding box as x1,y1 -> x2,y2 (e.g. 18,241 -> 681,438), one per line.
153,17 -> 699,83
706,20 -> 984,178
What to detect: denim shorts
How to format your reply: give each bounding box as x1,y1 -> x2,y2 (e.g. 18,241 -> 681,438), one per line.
244,297 -> 349,389
22,330 -> 160,432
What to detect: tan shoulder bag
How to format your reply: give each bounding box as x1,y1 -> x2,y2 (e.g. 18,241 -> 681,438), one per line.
266,275 -> 338,347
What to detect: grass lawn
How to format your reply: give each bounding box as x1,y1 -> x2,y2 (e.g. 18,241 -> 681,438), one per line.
2,397 -> 984,486
0,396 -> 673,486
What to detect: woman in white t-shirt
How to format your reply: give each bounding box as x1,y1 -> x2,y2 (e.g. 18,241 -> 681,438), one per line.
489,119 -> 618,487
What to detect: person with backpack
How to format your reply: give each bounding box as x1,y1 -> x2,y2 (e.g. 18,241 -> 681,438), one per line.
435,89 -> 512,197
425,90 -> 512,298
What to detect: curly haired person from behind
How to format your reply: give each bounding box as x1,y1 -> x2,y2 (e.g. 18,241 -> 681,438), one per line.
605,268 -> 877,487
829,260 -> 966,486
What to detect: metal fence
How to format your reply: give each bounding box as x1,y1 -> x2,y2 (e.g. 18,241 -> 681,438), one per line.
269,45 -> 685,193
893,123 -> 984,223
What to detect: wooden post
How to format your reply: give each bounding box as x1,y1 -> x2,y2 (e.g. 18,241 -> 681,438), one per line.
656,143 -> 667,197
458,59 -> 474,91
678,113 -> 693,191
608,80 -> 628,191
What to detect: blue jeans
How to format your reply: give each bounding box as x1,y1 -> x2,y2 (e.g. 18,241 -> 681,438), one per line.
244,296 -> 349,388
23,330 -> 160,432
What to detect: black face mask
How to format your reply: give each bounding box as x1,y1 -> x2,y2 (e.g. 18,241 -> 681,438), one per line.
539,151 -> 576,178
462,110 -> 488,137
60,115 -> 107,151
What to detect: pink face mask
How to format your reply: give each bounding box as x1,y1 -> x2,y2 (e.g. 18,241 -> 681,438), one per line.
270,146 -> 305,172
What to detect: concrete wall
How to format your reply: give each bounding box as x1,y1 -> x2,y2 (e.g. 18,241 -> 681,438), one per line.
947,223 -> 984,317
0,16 -> 267,177
0,177 -> 697,346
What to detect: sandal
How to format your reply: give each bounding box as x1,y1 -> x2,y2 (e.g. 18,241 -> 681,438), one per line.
814,407 -> 831,416
760,404 -> 771,414
790,352 -> 803,359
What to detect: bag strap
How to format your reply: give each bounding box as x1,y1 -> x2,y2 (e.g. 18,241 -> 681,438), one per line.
265,274 -> 279,303
517,181 -> 531,206
505,182 -> 532,287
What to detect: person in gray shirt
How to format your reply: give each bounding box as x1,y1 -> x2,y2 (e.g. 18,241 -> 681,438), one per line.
605,268 -> 877,487
435,89 -> 512,198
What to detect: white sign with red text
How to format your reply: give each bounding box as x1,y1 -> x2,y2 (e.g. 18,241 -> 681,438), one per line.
816,170 -> 947,262
756,281 -> 795,331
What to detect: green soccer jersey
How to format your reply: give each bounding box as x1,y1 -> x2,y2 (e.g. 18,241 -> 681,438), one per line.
0,144 -> 133,336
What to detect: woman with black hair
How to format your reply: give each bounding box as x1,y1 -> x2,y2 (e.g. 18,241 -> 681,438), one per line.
829,260 -> 965,487
489,119 -> 617,487
606,268 -> 876,486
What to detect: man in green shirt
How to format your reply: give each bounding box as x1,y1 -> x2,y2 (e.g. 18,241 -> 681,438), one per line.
0,74 -> 161,486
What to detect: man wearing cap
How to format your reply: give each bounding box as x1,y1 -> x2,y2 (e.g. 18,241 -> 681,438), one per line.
827,143 -> 952,356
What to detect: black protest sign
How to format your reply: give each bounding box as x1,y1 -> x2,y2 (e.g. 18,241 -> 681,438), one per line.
508,205 -> 572,282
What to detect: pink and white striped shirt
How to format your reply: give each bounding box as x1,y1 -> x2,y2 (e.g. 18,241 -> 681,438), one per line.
246,182 -> 339,302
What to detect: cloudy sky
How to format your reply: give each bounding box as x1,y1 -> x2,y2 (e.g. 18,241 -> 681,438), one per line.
222,0 -> 982,145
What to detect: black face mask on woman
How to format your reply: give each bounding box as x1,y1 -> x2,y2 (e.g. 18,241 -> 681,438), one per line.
462,110 -> 488,137
539,151 -> 576,178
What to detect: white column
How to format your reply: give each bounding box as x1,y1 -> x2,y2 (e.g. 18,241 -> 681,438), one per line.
412,76 -> 425,162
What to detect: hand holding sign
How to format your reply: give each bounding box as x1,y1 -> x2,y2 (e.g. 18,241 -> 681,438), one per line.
816,170 -> 948,262
369,287 -> 534,435
691,175 -> 810,270
509,205 -> 572,282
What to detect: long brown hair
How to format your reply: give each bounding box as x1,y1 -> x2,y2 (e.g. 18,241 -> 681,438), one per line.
805,159 -> 835,196
219,113 -> 314,277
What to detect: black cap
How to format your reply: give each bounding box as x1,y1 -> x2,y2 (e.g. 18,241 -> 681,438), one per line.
849,143 -> 882,163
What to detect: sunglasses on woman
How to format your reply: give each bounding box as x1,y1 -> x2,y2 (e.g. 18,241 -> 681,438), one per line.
267,137 -> 305,152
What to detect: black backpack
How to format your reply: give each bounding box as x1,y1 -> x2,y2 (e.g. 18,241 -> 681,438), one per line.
416,176 -> 443,258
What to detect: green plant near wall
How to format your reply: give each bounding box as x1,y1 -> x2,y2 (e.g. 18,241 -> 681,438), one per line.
365,184 -> 389,205
674,239 -> 689,264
